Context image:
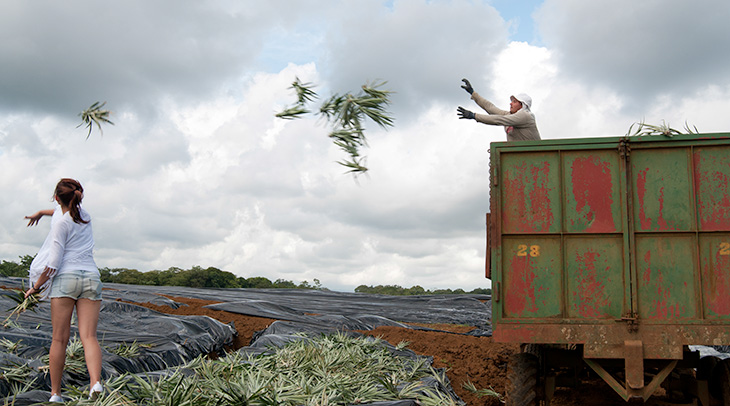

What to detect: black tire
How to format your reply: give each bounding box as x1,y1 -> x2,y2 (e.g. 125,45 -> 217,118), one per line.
662,367 -> 694,403
506,352 -> 540,406
698,356 -> 719,381
699,356 -> 720,401
717,359 -> 730,406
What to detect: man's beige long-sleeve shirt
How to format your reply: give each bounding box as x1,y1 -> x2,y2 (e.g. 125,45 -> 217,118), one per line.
471,92 -> 541,141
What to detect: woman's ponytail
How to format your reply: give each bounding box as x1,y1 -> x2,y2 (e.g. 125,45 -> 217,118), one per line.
54,179 -> 89,224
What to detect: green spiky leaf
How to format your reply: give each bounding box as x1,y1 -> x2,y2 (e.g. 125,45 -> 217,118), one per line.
78,101 -> 114,139
276,79 -> 394,174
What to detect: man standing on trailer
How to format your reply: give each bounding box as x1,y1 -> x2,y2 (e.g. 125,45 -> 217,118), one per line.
457,78 -> 541,141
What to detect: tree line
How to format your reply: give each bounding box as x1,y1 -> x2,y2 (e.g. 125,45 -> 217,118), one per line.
0,255 -> 490,295
0,255 -> 323,290
355,284 -> 490,296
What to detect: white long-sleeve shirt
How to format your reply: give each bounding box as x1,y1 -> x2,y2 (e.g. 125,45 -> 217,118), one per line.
471,92 -> 541,141
29,205 -> 98,294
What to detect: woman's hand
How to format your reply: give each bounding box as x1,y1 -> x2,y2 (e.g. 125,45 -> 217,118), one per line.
24,286 -> 39,299
25,209 -> 54,227
25,212 -> 43,227
25,267 -> 57,298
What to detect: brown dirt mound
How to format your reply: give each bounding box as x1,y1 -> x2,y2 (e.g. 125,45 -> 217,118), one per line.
132,295 -> 275,351
359,325 -> 517,406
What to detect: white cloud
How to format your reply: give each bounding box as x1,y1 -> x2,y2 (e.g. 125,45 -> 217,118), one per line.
535,0 -> 730,106
1,0 -> 728,292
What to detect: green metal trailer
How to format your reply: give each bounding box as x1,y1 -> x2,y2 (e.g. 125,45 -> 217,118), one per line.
487,133 -> 730,405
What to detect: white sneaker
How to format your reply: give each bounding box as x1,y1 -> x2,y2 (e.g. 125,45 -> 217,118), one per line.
49,393 -> 63,403
89,381 -> 103,400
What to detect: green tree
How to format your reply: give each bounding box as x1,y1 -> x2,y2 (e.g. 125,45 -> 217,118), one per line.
155,267 -> 185,286
111,269 -> 149,285
98,267 -> 112,282
355,284 -> 490,296
358,285 -> 406,295
295,278 -> 325,290
241,276 -> 274,289
99,267 -> 133,283
354,284 -> 371,293
0,255 -> 34,277
19,255 -> 34,270
185,266 -> 239,288
276,78 -> 394,174
273,279 -> 297,288
405,285 -> 426,295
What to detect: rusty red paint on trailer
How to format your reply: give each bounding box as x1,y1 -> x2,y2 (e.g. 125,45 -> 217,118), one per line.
656,187 -> 670,230
642,251 -> 652,283
505,255 -> 538,316
503,161 -> 555,233
572,250 -> 611,318
652,286 -> 684,320
504,173 -> 527,229
694,151 -> 730,230
705,247 -> 730,316
492,325 -> 536,343
528,163 -> 555,232
570,156 -> 616,233
636,168 -> 673,231
636,169 -> 652,230
650,280 -> 677,319
640,249 -> 684,319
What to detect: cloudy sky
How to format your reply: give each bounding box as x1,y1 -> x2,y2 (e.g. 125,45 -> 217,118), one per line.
1,0 -> 729,292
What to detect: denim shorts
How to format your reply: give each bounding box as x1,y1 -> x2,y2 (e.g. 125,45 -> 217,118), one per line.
49,270 -> 103,301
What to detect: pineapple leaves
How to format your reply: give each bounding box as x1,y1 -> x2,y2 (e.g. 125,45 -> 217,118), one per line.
276,77 -> 394,174
78,101 -> 114,140
626,119 -> 699,138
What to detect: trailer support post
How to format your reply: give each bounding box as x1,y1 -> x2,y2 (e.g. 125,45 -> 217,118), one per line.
625,340 -> 644,390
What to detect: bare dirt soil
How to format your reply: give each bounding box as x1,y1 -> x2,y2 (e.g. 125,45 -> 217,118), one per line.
137,295 -> 694,406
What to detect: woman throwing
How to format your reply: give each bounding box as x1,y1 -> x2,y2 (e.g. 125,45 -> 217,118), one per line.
24,178 -> 103,403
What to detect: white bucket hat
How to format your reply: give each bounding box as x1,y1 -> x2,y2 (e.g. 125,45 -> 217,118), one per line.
511,93 -> 533,110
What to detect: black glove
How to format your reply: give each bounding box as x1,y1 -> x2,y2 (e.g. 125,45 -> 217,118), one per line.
457,106 -> 475,120
461,78 -> 474,95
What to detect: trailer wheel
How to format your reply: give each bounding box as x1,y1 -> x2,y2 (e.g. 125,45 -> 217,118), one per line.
507,352 -> 540,406
698,356 -> 719,381
717,359 -> 730,406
